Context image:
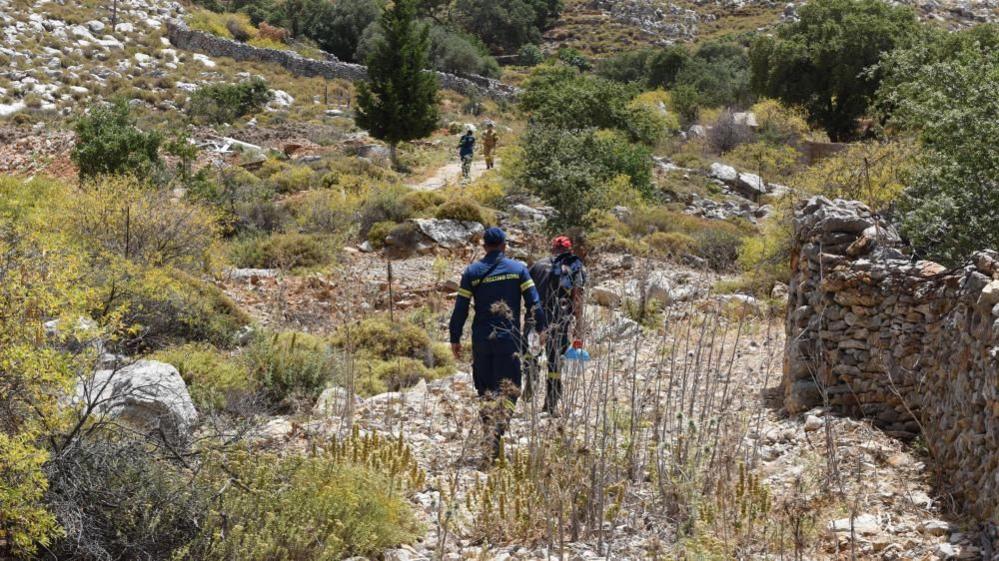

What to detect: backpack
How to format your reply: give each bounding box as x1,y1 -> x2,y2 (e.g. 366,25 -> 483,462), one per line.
551,253 -> 583,293
530,253 -> 584,310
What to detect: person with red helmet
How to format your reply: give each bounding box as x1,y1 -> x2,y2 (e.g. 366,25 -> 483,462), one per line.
525,234 -> 587,416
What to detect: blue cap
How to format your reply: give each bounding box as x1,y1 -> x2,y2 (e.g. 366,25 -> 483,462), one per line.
483,227 -> 506,246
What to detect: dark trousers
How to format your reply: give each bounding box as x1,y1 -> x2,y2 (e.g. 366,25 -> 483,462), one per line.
472,338 -> 521,459
524,320 -> 570,408
471,338 -> 522,397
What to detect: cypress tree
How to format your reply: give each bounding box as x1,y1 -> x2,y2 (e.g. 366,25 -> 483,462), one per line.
355,0 -> 440,170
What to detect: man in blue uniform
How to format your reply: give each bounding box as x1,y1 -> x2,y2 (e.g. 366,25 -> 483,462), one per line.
449,227 -> 547,461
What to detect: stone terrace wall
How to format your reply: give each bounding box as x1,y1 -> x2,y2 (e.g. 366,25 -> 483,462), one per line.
784,196 -> 999,520
165,20 -> 519,101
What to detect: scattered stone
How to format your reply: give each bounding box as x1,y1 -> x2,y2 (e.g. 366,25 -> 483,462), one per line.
191,53 -> 216,67
935,542 -> 957,559
803,414 -> 824,431
829,513 -> 880,536
591,283 -> 622,307
268,89 -> 294,108
771,281 -> 788,300
920,519 -> 953,536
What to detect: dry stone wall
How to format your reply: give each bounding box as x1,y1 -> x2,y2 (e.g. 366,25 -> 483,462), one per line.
784,196 -> 999,520
165,20 -> 519,101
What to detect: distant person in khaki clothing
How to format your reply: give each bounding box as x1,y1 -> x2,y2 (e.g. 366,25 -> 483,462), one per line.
482,121 -> 498,170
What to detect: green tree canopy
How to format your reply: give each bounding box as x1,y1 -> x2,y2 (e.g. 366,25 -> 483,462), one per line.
357,20 -> 500,77
71,100 -> 161,180
520,65 -> 674,145
454,0 -> 539,52
518,125 -> 652,229
355,0 -> 440,169
749,0 -> 918,140
876,25 -> 999,264
302,0 -> 383,62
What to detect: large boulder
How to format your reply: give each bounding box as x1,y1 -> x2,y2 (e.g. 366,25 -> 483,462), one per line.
81,360 -> 198,435
411,218 -> 484,249
735,172 -> 767,199
709,162 -> 738,183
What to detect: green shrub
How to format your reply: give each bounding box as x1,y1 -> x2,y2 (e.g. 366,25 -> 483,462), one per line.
230,233 -> 334,269
226,17 -> 252,41
624,90 -> 680,146
671,83 -> 700,126
434,198 -> 486,223
0,434 -> 60,558
343,316 -> 435,362
72,100 -> 161,179
188,8 -> 258,39
520,66 -> 651,141
358,357 -> 429,394
358,184 -> 415,236
400,190 -> 444,213
189,78 -> 272,124
557,47 -> 591,71
426,23 -> 501,77
65,175 -> 219,270
367,220 -> 398,249
692,224 -> 746,272
518,43 -> 544,66
244,331 -> 338,409
335,315 -> 453,395
645,231 -> 696,258
519,125 -> 652,229
270,164 -> 318,193
724,141 -> 801,182
113,267 -> 250,350
190,434 -> 422,561
151,343 -> 256,413
598,46 -> 690,89
190,167 -> 287,235
287,189 -> 360,236
461,177 -> 507,208
591,207 -> 752,272
674,41 -> 752,109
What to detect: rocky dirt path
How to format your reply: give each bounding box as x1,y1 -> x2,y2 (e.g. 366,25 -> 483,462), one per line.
409,157 -> 496,191
224,254 -> 980,560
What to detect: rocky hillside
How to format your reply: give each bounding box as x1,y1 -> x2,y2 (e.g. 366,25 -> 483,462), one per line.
546,0 -> 997,53
3,0 -> 999,558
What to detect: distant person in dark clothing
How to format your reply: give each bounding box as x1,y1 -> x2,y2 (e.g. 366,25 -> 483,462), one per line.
449,227 -> 547,461
525,235 -> 587,416
458,125 -> 476,181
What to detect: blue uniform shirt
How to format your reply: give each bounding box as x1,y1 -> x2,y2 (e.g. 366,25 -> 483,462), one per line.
449,251 -> 547,344
458,133 -> 475,157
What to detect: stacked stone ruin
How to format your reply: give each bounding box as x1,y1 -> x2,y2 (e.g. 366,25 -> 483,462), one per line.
784,196 -> 999,520
165,20 -> 519,101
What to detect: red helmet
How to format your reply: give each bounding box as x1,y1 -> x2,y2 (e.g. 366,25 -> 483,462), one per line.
551,236 -> 572,252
